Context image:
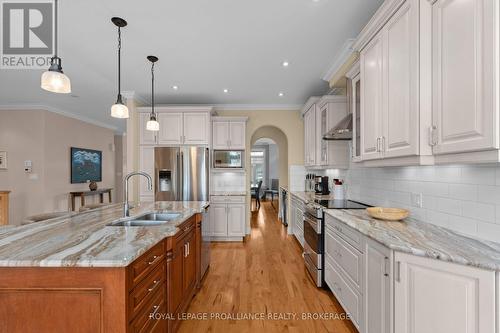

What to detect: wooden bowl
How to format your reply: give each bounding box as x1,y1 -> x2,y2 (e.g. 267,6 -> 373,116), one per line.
366,207 -> 409,221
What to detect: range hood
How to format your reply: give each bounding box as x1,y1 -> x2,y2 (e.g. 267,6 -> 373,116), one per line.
323,113 -> 352,140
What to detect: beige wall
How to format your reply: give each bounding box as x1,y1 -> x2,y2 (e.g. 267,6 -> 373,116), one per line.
0,110 -> 116,224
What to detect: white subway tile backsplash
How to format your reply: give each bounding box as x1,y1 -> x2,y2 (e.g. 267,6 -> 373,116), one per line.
448,184 -> 477,201
461,166 -> 496,185
455,201 -> 495,223
436,198 -> 462,215
342,164 -> 500,243
476,185 -> 500,204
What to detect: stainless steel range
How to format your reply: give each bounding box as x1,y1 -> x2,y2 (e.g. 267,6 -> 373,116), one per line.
303,199 -> 370,287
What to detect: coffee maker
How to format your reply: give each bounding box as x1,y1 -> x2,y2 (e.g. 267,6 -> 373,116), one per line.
315,176 -> 330,195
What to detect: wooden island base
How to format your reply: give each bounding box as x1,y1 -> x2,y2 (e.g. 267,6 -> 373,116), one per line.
0,214 -> 202,333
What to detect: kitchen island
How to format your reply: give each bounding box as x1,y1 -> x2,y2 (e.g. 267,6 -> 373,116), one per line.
0,201 -> 209,333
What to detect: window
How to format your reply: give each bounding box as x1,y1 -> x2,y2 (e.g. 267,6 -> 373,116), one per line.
251,149 -> 266,186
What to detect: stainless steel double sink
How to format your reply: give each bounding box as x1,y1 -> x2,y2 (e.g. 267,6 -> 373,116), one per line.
107,212 -> 182,227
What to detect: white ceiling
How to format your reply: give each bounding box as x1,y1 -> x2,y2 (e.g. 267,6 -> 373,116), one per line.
0,0 -> 383,132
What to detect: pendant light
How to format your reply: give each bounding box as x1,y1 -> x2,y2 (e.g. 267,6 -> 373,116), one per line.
110,17 -> 129,118
146,56 -> 159,131
41,0 -> 71,93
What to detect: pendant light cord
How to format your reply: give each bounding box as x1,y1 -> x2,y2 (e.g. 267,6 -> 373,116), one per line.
117,26 -> 121,98
54,0 -> 58,58
151,62 -> 155,117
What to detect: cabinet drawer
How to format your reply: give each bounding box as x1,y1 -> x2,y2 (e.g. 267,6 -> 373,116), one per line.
175,215 -> 196,240
210,196 -> 228,203
325,228 -> 363,291
129,241 -> 165,286
129,261 -> 166,320
324,258 -> 362,330
129,287 -> 166,333
325,214 -> 363,252
226,196 -> 245,203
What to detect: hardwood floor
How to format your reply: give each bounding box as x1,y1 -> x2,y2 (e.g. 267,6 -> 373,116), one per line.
178,201 -> 357,333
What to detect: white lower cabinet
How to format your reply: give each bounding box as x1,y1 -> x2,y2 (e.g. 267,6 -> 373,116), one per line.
364,237 -> 392,333
209,196 -> 245,241
394,252 -> 496,333
289,196 -> 305,247
324,213 -> 496,333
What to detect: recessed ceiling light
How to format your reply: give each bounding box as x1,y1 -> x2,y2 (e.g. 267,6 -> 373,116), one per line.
223,89 -> 229,93
282,61 -> 289,67
172,85 -> 178,90
278,92 -> 284,97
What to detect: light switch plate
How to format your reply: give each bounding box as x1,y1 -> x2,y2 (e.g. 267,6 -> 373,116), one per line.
0,151 -> 7,169
411,193 -> 423,208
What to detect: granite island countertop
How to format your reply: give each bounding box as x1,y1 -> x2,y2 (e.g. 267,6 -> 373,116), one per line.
325,209 -> 500,271
0,201 -> 208,268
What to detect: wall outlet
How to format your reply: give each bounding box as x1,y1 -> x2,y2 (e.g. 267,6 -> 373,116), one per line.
411,193 -> 423,208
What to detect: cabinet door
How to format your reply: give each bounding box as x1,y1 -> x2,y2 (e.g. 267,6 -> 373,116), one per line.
364,238 -> 392,333
139,146 -> 155,199
360,33 -> 384,160
158,113 -> 183,145
171,239 -> 184,313
183,231 -> 197,295
383,0 -> 419,158
304,108 -> 316,165
183,112 -> 209,145
318,106 -> 328,166
210,204 -> 228,237
432,0 -> 498,154
139,113 -> 157,145
351,74 -> 362,161
227,203 -> 245,236
228,122 -> 246,149
394,252 -> 495,333
212,122 -> 229,149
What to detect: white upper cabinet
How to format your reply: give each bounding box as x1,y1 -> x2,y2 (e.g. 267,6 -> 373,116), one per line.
212,117 -> 247,150
431,0 -> 498,155
183,112 -> 209,145
317,96 -> 350,168
158,113 -> 183,145
394,252 -> 495,333
303,104 -> 316,166
360,33 -> 384,161
383,0 -> 419,158
139,113 -> 158,145
228,122 -> 246,149
138,107 -> 212,146
212,121 -> 229,149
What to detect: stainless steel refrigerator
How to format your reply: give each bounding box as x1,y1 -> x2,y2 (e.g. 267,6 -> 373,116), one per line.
154,147 -> 209,201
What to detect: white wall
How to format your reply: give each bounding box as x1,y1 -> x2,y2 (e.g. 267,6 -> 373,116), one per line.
0,110 -> 116,224
346,165 -> 500,243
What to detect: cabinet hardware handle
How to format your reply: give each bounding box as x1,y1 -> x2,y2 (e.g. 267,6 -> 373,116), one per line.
187,242 -> 190,256
384,256 -> 389,277
429,125 -> 438,146
184,244 -> 188,258
148,280 -> 159,292
396,261 -> 401,282
148,255 -> 158,265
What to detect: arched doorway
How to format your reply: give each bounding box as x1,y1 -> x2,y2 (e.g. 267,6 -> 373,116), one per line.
249,126 -> 288,213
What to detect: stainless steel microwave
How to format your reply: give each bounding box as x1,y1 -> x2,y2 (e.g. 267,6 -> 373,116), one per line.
213,150 -> 244,169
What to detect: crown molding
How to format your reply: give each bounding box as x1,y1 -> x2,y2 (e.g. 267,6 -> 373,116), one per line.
301,96 -> 321,115
352,0 -> 406,51
0,104 -> 119,132
322,39 -> 356,82
213,104 -> 301,111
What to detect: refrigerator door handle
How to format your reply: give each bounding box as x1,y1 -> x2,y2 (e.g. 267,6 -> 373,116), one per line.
180,151 -> 184,200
